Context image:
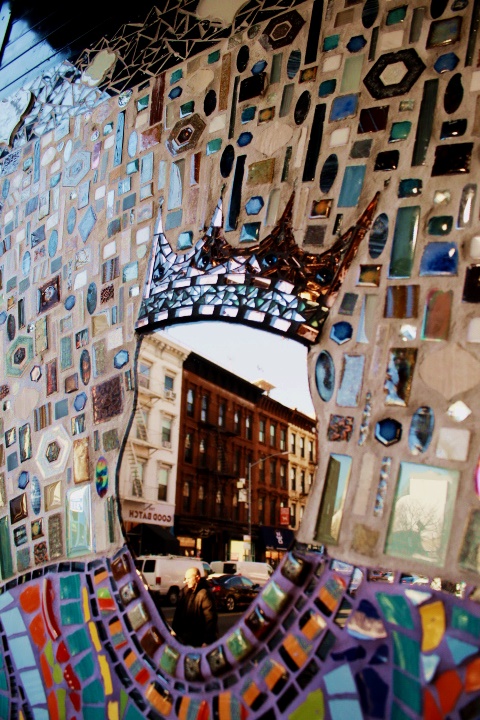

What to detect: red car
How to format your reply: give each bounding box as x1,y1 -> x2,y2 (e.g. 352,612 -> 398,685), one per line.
208,574 -> 260,612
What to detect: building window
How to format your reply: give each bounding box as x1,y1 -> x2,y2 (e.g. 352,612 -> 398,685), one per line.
300,436 -> 305,458
138,361 -> 151,389
217,445 -> 225,472
157,465 -> 169,501
309,440 -> 314,462
259,419 -> 266,443
280,428 -> 286,451
233,447 -> 241,474
215,489 -> 223,517
291,433 -> 296,453
162,418 -> 172,447
232,493 -> 239,520
184,433 -> 193,463
218,402 -> 225,427
290,466 -> 296,491
245,414 -> 252,440
183,481 -> 190,512
270,459 -> 276,486
164,375 -> 174,393
309,473 -> 314,489
258,496 -> 265,524
270,423 -> 276,447
291,503 -> 297,527
199,437 -> 207,467
259,456 -> 265,483
300,505 -> 305,522
197,485 -> 206,514
300,471 -> 306,494
269,497 -> 277,526
280,463 -> 287,489
234,409 -> 241,434
132,459 -> 146,497
201,394 -> 209,422
187,388 -> 195,417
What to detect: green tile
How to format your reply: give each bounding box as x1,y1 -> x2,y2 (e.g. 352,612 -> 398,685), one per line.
75,652 -> 95,681
67,627 -> 91,656
452,606 -> 480,637
393,669 -> 421,714
376,593 -> 414,629
392,631 -> 420,674
60,574 -> 81,600
83,679 -> 105,704
60,601 -> 84,625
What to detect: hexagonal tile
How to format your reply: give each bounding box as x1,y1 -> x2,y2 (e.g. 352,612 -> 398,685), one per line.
364,49 -> 426,99
46,441 -> 61,463
36,425 -> 72,479
165,114 -> 206,156
13,347 -> 26,365
74,392 -> 88,412
330,321 -> 353,345
6,336 -> 34,377
30,365 -> 42,382
63,151 -> 92,187
259,10 -> 305,50
245,196 -> 264,215
375,418 -> 402,446
379,61 -> 408,86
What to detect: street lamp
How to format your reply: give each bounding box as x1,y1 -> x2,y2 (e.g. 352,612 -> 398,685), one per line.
245,449 -> 289,562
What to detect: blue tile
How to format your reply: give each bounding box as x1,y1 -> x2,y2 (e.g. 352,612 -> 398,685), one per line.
338,165 -> 366,207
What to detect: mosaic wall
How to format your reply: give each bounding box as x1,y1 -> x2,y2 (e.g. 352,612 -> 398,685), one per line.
1,0 -> 480,717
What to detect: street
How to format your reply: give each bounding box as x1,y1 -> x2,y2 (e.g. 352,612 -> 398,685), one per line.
157,605 -> 246,638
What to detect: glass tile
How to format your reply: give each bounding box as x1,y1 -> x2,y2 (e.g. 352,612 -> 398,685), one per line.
458,183 -> 477,227
389,121 -> 411,141
419,242 -> 458,275
463,265 -> 480,302
340,56 -> 364,93
319,153 -> 338,193
336,355 -> 365,407
350,139 -> 372,158
384,462 -> 459,565
427,216 -> 453,235
338,165 -> 366,207
319,79 -> 336,97
330,94 -> 358,122
434,51 -> 459,73
408,407 -> 434,454
398,178 -> 422,197
412,80 -> 438,166
239,223 -> 260,242
444,73 -> 463,114
384,348 -> 417,406
431,142 -> 473,175
315,454 -> 353,543
388,206 -> 420,278
426,16 -> 462,48
339,293 -> 358,315
323,34 -> 339,51
374,150 -> 399,171
387,6 -> 407,24
440,118 -> 467,139
436,427 -> 470,462
279,84 -> 294,117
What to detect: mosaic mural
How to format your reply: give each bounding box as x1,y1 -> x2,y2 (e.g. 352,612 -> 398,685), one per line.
1,0 -> 480,717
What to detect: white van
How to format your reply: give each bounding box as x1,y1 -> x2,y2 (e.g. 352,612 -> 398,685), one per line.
134,555 -> 212,605
209,561 -> 273,586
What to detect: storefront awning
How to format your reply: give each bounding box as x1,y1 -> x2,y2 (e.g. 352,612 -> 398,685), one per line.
142,524 -> 181,555
259,526 -> 295,551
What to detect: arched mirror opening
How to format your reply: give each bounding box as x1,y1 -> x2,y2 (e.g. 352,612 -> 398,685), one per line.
118,321 -> 318,639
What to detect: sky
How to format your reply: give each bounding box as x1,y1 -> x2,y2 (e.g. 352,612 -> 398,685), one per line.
158,321 -> 315,418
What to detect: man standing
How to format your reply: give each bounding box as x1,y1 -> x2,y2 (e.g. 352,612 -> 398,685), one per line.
172,567 -> 218,646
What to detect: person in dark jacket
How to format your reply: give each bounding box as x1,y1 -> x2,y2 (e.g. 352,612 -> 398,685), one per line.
172,567 -> 218,646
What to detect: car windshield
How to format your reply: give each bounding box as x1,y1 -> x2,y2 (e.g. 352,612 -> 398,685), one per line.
226,576 -> 254,587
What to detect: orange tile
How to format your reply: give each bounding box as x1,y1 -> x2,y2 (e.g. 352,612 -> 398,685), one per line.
19,585 -> 41,614
466,657 -> 480,692
47,691 -> 59,720
40,654 -> 53,689
435,670 -> 463,715
29,614 -> 46,649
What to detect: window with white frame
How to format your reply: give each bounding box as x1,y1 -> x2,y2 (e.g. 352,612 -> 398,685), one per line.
157,465 -> 169,501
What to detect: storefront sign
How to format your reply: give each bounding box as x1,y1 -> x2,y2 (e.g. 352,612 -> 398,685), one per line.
280,507 -> 290,526
123,499 -> 174,526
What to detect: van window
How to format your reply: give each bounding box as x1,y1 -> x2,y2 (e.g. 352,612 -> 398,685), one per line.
223,562 -> 237,574
143,559 -> 155,573
202,562 -> 212,576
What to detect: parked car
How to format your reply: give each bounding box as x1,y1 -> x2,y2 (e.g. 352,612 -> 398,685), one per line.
208,574 -> 260,612
134,555 -> 212,605
209,561 -> 273,586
